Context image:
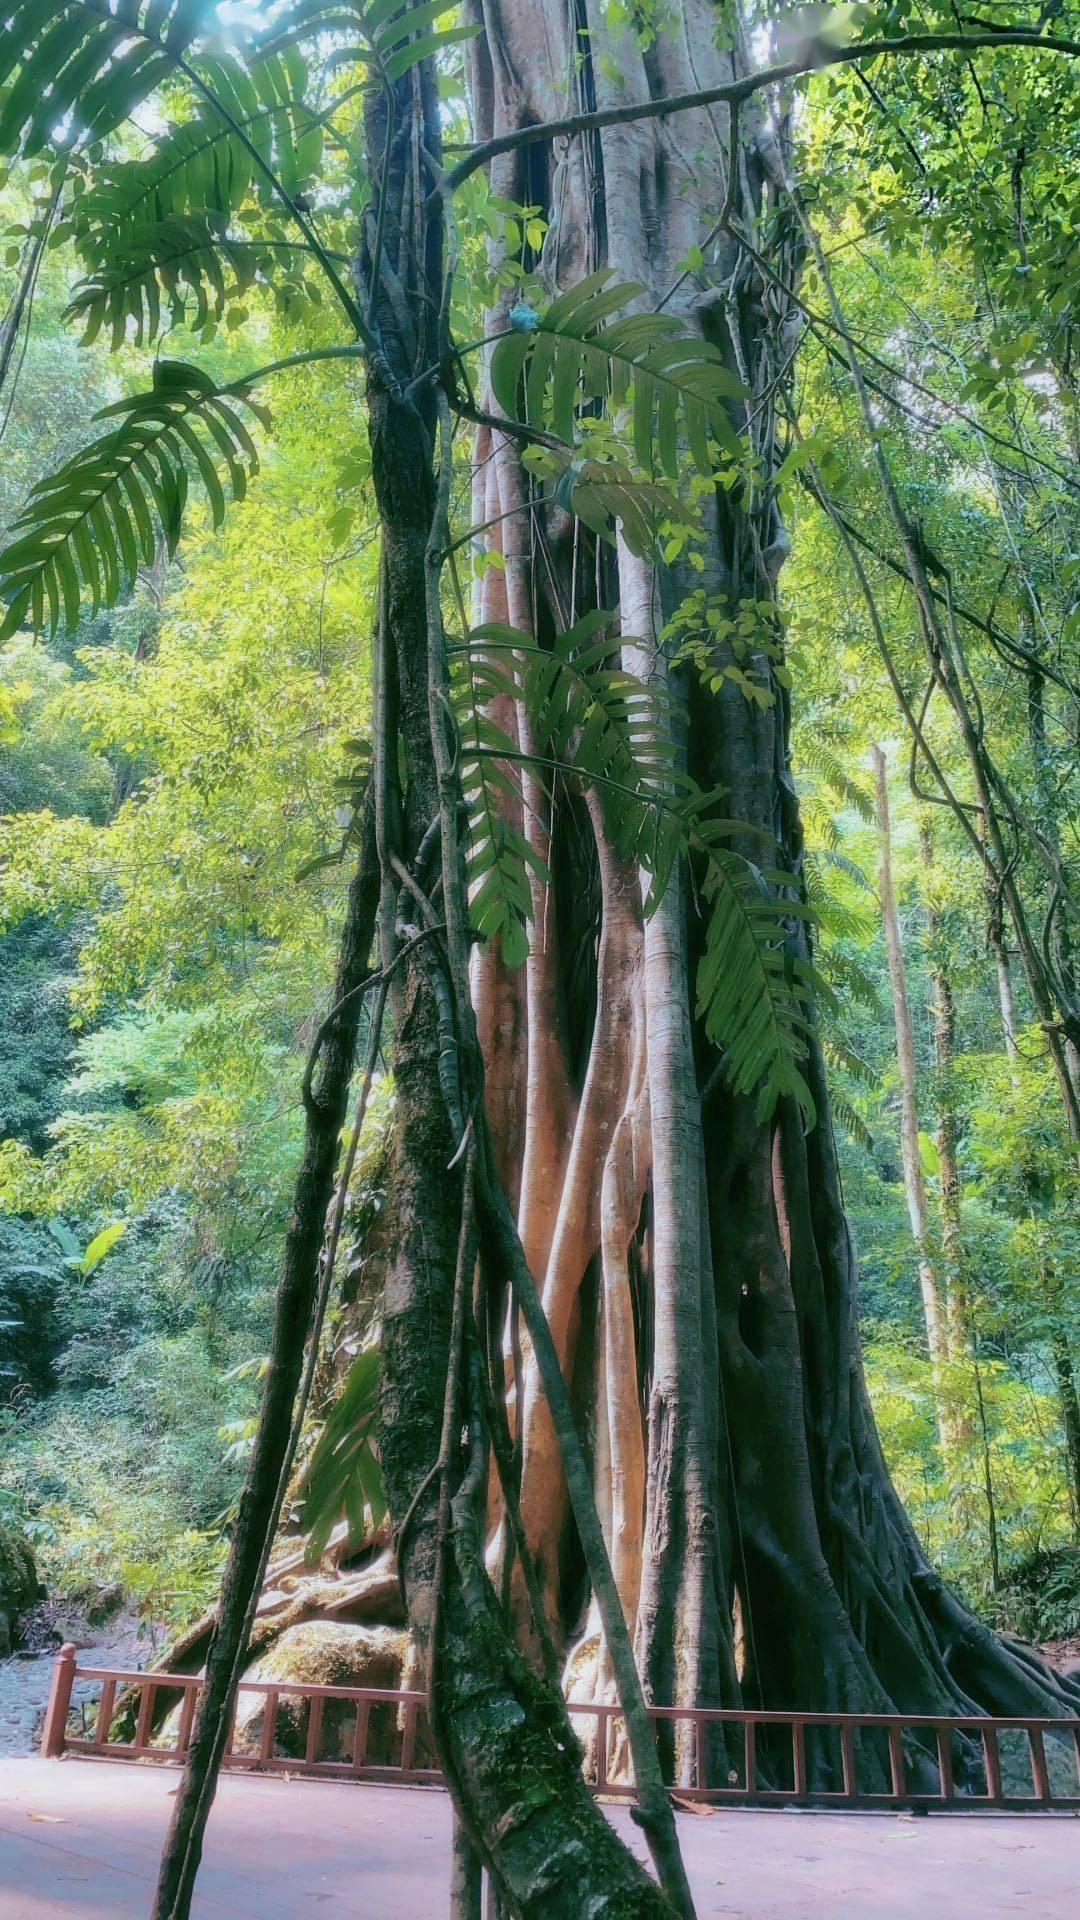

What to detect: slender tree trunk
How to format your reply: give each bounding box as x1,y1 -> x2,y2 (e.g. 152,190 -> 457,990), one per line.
152,803 -> 381,1920
920,821 -> 999,1561
872,748 -> 951,1440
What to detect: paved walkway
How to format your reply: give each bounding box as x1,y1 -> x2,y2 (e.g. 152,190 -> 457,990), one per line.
2,1759 -> 1078,1918
0,1622 -> 147,1759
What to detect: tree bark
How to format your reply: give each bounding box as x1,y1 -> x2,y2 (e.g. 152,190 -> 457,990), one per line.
457,0 -> 1080,1771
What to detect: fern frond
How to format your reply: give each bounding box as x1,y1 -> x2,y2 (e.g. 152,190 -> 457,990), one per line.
261,0 -> 481,85
0,361 -> 268,641
455,613 -> 817,1120
820,944 -> 883,1015
824,1033 -> 877,1086
66,216 -> 273,346
812,845 -> 873,890
490,269 -> 747,477
0,2 -> 228,158
795,735 -> 874,821
453,611 -> 684,966
535,449 -> 698,558
459,609 -> 687,837
298,1347 -> 385,1562
69,48 -> 324,244
459,711 -> 545,968
693,826 -> 817,1122
826,1082 -> 875,1149
804,853 -> 877,943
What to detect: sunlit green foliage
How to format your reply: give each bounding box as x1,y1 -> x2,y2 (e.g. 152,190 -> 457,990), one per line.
0,2 -> 1077,1643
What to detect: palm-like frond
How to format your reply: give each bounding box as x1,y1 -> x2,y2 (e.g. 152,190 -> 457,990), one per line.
456,609 -> 678,968
67,216 -> 253,344
459,721 -> 545,968
262,0 -> 481,86
693,825 -> 817,1121
534,448 -> 698,559
804,852 -> 877,943
65,214 -> 319,346
826,1080 -> 875,1149
456,614 -> 818,1120
69,47 -> 323,241
796,735 -> 874,822
822,1035 -> 877,1147
820,943 -> 882,1014
298,1347 -> 384,1562
0,1 -> 225,157
457,608 -> 687,857
490,270 -> 747,477
0,361 -> 268,640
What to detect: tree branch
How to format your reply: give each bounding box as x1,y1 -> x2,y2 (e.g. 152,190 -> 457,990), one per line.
443,31 -> 1080,191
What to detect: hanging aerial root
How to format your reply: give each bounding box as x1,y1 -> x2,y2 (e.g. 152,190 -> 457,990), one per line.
474,1115 -> 698,1920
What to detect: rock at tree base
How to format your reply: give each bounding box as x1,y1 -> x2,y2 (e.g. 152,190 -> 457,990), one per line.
159,1620 -> 428,1766
235,1621 -> 424,1764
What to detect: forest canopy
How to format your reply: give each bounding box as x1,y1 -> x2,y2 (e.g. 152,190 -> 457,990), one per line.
0,2 -> 1077,1915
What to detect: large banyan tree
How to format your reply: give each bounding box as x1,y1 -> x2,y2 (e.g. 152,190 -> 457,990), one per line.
2,3 -> 1078,1916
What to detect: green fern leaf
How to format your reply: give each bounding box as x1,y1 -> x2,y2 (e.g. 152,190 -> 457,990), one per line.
0,2 -> 231,158
693,831 -> 817,1122
65,215 -> 272,346
64,209 -> 326,348
298,1347 -> 385,1563
825,1080 -> 874,1149
804,853 -> 877,943
0,361 -> 268,641
68,48 -> 324,254
455,610 -> 817,1121
536,449 -> 698,558
260,1 -> 481,86
820,945 -> 882,1015
490,270 -> 747,477
795,735 -> 874,822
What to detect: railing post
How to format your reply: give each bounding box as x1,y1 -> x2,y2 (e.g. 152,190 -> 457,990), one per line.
596,1707 -> 610,1794
792,1719 -> 807,1798
41,1644 -> 77,1758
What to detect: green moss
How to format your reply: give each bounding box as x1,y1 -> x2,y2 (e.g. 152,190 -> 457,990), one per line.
0,1521 -> 39,1654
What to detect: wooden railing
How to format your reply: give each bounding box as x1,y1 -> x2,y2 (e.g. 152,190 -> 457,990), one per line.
41,1644 -> 1080,1811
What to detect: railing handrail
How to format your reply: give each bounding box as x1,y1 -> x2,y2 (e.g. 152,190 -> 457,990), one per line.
39,1645 -> 1080,1812
60,1660 -> 1080,1732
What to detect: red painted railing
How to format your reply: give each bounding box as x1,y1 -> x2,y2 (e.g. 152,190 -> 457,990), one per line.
40,1644 -> 1080,1811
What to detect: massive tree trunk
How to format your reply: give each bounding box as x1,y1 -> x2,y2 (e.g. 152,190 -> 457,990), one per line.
158,25 -> 1079,1908
459,0 -> 1080,1762
363,50 -> 692,1920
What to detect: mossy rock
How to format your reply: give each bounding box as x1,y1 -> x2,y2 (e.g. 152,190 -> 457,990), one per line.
158,1620 -> 429,1767
233,1621 -> 423,1766
0,1523 -> 40,1657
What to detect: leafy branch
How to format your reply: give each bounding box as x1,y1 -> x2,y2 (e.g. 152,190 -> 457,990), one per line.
443,26 -> 1080,191
0,361 -> 268,641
